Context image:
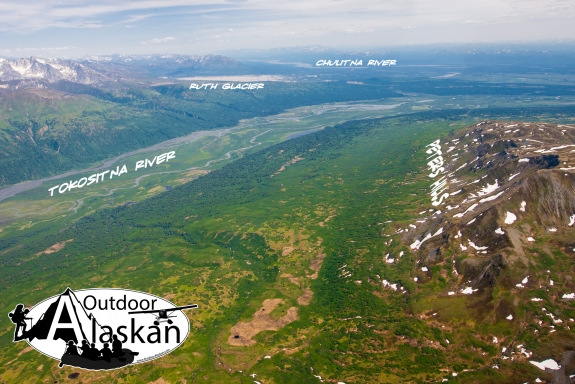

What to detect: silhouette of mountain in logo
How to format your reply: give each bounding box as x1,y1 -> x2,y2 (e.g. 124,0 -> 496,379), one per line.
26,288 -> 95,344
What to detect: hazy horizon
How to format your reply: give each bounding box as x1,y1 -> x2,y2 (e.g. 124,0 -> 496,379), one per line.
1,0 -> 574,58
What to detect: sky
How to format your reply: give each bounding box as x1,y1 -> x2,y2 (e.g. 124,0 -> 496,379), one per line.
0,0 -> 574,57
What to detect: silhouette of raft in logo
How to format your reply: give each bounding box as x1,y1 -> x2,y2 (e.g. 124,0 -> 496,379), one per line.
60,346 -> 139,370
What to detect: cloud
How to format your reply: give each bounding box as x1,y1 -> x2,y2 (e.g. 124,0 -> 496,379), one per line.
150,37 -> 176,43
141,37 -> 176,44
15,46 -> 74,51
0,0 -> 575,53
0,46 -> 76,56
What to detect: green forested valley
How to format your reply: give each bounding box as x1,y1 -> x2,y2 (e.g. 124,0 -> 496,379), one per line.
0,81 -> 399,186
3,107 -> 573,383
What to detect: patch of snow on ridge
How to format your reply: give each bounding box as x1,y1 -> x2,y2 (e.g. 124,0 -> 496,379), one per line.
504,212 -> 517,224
569,214 -> 575,226
461,287 -> 477,294
529,359 -> 560,371
455,203 -> 479,218
495,228 -> 505,235
480,191 -> 505,203
468,240 -> 488,250
478,180 -> 499,196
410,228 -> 444,250
551,145 -> 575,150
520,201 -> 526,212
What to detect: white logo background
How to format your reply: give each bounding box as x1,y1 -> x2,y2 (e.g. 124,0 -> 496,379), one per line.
25,288 -> 190,365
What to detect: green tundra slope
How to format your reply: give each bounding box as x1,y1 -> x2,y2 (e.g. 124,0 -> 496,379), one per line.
1,112 -> 575,383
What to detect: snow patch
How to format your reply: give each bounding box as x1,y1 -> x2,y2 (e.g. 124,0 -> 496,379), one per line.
495,228 -> 505,235
479,190 -> 505,203
506,315 -> 513,320
504,212 -> 517,224
563,293 -> 575,299
478,180 -> 499,196
520,201 -> 526,212
410,227 -> 444,250
529,359 -> 560,371
461,287 -> 478,295
468,240 -> 488,251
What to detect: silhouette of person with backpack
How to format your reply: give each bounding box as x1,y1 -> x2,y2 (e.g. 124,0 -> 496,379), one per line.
8,304 -> 31,341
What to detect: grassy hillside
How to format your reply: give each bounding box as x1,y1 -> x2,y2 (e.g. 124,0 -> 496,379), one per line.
1,109 -> 575,382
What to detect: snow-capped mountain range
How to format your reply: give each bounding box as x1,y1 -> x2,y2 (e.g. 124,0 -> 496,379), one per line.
0,57 -> 112,84
0,54 -> 241,85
